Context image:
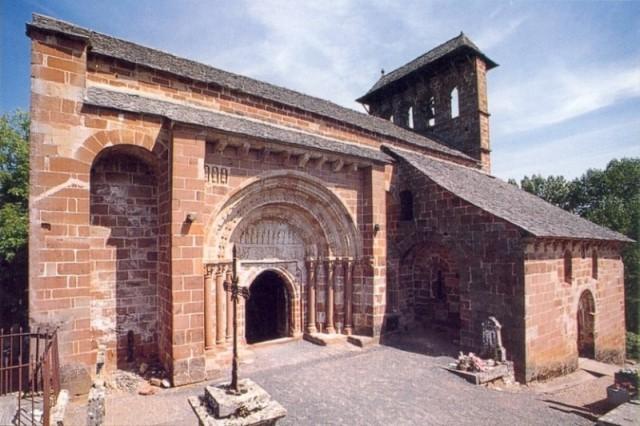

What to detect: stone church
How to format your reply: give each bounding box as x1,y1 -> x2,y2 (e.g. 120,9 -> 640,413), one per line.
27,14 -> 630,385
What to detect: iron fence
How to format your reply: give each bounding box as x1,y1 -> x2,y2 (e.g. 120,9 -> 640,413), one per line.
0,328 -> 60,425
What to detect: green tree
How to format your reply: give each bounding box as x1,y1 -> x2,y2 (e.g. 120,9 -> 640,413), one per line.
520,174 -> 572,210
515,159 -> 640,356
0,110 -> 29,328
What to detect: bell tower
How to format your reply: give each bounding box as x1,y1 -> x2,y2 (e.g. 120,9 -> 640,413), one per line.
357,33 -> 497,172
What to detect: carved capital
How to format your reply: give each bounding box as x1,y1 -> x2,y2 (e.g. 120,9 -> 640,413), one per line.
342,257 -> 354,276
204,265 -> 211,278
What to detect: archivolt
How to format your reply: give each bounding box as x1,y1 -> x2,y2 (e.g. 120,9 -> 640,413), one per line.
205,170 -> 360,260
230,205 -> 328,258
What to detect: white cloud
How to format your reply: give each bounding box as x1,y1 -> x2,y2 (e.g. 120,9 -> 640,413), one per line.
493,119 -> 640,180
491,62 -> 640,135
191,0 -> 380,109
474,16 -> 526,50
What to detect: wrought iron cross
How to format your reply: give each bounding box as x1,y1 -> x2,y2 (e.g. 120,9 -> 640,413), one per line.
223,245 -> 250,393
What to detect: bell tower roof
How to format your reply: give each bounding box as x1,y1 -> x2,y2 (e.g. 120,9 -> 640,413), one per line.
356,32 -> 497,104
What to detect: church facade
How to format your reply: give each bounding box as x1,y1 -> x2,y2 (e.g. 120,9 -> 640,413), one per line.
27,14 -> 630,385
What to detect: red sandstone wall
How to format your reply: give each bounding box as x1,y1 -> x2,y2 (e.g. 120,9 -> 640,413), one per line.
523,243 -> 626,381
28,27 -> 387,385
89,151 -> 159,368
85,54 -> 474,167
28,29 -> 171,374
386,161 -> 526,377
199,135 -> 370,326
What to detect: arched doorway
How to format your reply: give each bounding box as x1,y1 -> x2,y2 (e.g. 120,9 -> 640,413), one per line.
577,290 -> 595,358
246,271 -> 290,344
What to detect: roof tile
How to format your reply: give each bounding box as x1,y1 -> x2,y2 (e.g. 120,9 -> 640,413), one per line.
384,145 -> 632,242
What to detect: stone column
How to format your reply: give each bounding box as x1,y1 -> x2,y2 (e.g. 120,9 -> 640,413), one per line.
225,269 -> 233,342
215,266 -> 225,345
306,259 -> 317,334
343,258 -> 354,335
325,259 -> 336,334
204,266 -> 215,349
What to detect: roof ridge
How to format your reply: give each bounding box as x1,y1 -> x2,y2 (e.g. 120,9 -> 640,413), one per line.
375,32 -> 469,86
357,32 -> 497,102
27,14 -> 475,164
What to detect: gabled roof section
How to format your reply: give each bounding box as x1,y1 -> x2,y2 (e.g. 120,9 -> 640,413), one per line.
384,145 -> 632,242
85,87 -> 392,164
27,14 -> 474,164
357,32 -> 498,104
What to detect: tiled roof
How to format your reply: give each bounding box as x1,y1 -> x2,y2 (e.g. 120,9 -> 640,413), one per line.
85,86 -> 392,163
357,33 -> 498,103
28,14 -> 473,164
384,146 -> 632,242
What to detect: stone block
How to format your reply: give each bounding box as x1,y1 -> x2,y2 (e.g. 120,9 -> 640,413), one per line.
347,335 -> 377,348
205,379 -> 271,418
446,363 -> 512,385
60,363 -> 92,396
189,379 -> 286,425
303,333 -> 347,346
51,389 -> 69,426
87,385 -> 106,426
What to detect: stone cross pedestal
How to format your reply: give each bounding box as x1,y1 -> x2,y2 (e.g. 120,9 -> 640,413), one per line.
188,379 -> 287,425
189,245 -> 286,425
481,316 -> 507,362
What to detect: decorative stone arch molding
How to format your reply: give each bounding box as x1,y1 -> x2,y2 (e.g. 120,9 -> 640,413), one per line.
243,266 -> 302,337
230,205 -> 327,259
244,266 -> 300,301
205,170 -> 361,261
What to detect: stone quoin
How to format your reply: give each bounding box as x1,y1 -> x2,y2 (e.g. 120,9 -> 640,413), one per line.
26,13 -> 630,386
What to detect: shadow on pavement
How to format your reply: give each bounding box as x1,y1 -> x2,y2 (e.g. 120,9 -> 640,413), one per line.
379,326 -> 460,359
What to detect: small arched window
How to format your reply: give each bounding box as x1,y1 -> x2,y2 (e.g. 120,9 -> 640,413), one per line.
427,96 -> 436,127
564,250 -> 572,284
408,106 -> 414,129
592,250 -> 598,279
399,190 -> 414,221
450,87 -> 459,118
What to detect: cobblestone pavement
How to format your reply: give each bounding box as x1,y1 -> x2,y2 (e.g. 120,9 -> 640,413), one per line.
66,333 -> 593,426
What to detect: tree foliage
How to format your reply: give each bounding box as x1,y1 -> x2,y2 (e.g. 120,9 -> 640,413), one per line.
0,110 -> 29,328
513,159 -> 640,340
0,110 -> 29,261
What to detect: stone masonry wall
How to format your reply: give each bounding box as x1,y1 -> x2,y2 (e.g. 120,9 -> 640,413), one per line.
90,150 -> 159,369
167,127 -> 378,382
85,54 -> 475,167
523,242 -> 626,382
367,57 -> 491,171
386,160 -> 527,379
28,26 -> 388,386
28,28 -> 171,374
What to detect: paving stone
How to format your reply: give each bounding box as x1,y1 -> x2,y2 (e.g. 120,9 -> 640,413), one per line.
65,337 -> 593,426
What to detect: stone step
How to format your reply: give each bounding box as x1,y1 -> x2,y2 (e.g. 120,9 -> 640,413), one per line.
347,335 -> 377,348
303,332 -> 348,346
579,357 -> 620,377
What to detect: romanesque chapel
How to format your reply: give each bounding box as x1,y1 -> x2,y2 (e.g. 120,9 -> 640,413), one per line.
27,14 -> 630,385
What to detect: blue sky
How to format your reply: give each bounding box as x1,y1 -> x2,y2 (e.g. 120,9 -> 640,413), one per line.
2,0 -> 639,180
